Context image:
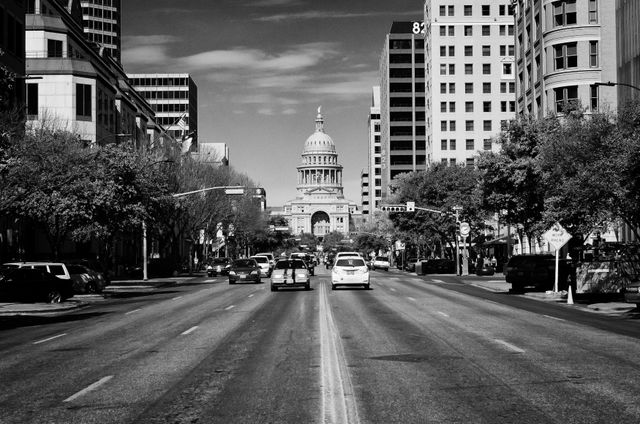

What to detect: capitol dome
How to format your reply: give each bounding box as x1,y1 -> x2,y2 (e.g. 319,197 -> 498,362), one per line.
303,107 -> 336,153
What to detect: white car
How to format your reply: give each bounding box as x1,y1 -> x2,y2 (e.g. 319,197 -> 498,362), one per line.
331,257 -> 370,290
335,252 -> 363,260
255,252 -> 275,268
371,256 -> 390,271
250,255 -> 272,277
3,262 -> 71,280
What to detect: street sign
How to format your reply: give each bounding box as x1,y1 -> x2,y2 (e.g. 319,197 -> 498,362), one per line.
459,222 -> 470,237
542,222 -> 572,250
224,187 -> 245,195
406,201 -> 415,212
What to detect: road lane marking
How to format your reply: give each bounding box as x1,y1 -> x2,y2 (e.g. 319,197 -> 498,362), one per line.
544,314 -> 565,322
181,326 -> 198,335
204,279 -> 216,283
437,311 -> 449,318
494,339 -> 525,354
432,279 -> 445,284
63,376 -> 113,402
248,294 -> 254,298
224,305 -> 235,310
33,333 -> 67,345
125,308 -> 141,315
319,282 -> 360,424
172,296 -> 183,300
407,296 -> 416,302
389,287 -> 397,292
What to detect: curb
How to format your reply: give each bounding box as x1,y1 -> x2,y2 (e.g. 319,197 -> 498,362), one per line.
0,300 -> 86,316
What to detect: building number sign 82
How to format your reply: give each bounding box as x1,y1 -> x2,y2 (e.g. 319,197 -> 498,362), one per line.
412,21 -> 425,34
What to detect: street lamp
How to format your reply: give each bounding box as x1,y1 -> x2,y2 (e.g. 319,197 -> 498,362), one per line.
593,81 -> 640,92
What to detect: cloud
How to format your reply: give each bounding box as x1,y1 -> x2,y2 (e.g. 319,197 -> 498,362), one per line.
121,35 -> 178,66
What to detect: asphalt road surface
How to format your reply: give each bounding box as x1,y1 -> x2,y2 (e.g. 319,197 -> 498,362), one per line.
1,268 -> 640,423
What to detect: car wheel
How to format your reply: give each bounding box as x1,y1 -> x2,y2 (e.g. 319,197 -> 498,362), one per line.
305,283 -> 310,290
86,282 -> 97,294
365,283 -> 370,290
47,289 -> 62,304
271,286 -> 277,292
331,284 -> 336,290
229,280 -> 235,285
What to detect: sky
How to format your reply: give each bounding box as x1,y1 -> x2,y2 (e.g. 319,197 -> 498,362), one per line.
122,0 -> 424,206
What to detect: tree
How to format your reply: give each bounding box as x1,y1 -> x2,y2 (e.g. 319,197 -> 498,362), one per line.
536,108 -> 618,236
389,164 -> 485,257
477,117 -> 550,249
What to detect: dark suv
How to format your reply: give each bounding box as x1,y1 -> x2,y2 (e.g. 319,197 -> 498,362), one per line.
504,254 -> 575,292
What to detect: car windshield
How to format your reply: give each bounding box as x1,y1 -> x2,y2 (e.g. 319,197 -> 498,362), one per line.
275,260 -> 306,269
252,257 -> 269,263
233,260 -> 256,268
67,265 -> 87,274
336,258 -> 366,267
212,258 -> 229,264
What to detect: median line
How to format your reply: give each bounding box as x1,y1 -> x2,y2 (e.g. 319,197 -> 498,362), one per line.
319,282 -> 360,424
63,376 -> 113,402
33,333 -> 67,345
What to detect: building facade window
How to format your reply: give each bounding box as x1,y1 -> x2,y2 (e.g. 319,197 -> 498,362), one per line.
465,64 -> 473,75
553,0 -> 577,27
464,5 -> 472,16
47,39 -> 63,57
465,101 -> 474,112
591,84 -> 599,111
465,83 -> 473,93
482,63 -> 491,74
588,0 -> 598,24
481,5 -> 490,16
554,42 -> 577,70
76,83 -> 92,119
449,82 -> 456,93
465,120 -> 474,131
555,85 -> 578,113
483,82 -> 491,93
483,120 -> 492,131
482,25 -> 491,36
482,45 -> 491,56
483,101 -> 491,112
589,41 -> 598,67
483,139 -> 492,150
466,139 -> 475,150
441,139 -> 448,150
465,45 -> 473,56
450,139 -> 456,150
464,25 -> 472,36
26,84 -> 38,117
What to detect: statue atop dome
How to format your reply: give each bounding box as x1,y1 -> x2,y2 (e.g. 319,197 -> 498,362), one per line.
315,106 -> 324,132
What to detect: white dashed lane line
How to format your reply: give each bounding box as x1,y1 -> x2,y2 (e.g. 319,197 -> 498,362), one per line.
494,339 -> 525,354
407,297 -> 416,302
224,305 -> 235,311
125,308 -> 141,315
33,333 -> 67,345
63,376 -> 113,403
544,314 -> 565,322
181,326 -> 198,336
437,311 -> 449,318
248,294 -> 254,298
172,296 -> 183,300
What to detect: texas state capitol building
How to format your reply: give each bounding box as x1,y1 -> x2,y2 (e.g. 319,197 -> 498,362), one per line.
281,108 -> 360,237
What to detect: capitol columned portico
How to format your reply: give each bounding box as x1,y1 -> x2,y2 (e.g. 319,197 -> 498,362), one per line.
281,108 -> 359,237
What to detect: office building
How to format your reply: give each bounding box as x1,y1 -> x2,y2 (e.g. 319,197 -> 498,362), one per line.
129,73 -> 198,150
362,86 -> 381,217
423,1 -> 516,166
514,0 -> 617,116
80,0 -> 121,62
616,0 -> 640,102
378,21 -> 426,200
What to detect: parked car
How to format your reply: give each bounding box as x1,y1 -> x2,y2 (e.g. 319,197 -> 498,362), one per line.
270,259 -> 310,291
624,280 -> 640,308
207,257 -> 232,277
404,258 -> 424,273
228,259 -> 261,284
331,257 -> 370,290
66,264 -> 107,294
475,264 -> 495,276
371,256 -> 390,271
504,254 -> 575,292
3,261 -> 71,280
419,259 -> 456,274
0,268 -> 74,303
250,255 -> 272,277
290,252 -> 315,276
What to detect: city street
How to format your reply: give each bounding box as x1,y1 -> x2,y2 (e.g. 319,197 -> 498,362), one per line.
1,269 -> 640,423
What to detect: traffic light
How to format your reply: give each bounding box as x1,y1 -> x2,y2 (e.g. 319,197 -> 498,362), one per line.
380,204 -> 407,212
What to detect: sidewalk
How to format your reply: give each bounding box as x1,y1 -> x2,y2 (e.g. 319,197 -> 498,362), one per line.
0,273 -> 204,316
460,274 -> 638,316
